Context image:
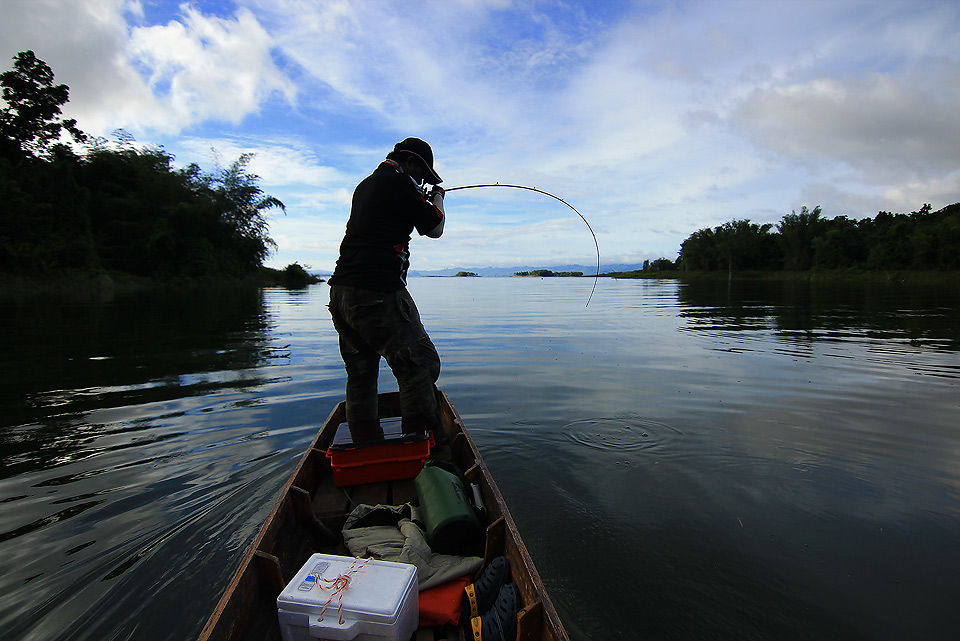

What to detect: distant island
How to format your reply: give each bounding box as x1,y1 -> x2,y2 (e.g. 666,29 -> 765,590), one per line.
514,269 -> 584,277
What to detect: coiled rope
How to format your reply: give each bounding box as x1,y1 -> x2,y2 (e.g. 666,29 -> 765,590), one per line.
445,184 -> 600,307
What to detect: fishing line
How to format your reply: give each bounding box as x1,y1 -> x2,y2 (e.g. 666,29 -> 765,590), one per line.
444,183 -> 600,307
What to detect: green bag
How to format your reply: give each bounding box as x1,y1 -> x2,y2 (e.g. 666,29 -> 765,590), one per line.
414,463 -> 483,557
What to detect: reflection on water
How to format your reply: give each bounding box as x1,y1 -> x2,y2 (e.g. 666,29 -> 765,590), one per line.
0,287 -> 343,641
1,277 -> 959,641
2,289 -> 275,475
414,277 -> 960,641
677,278 -> 960,350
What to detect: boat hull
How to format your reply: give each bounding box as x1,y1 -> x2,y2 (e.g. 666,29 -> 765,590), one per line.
197,391 -> 568,641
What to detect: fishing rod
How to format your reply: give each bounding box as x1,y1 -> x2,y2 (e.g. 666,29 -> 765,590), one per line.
443,183 -> 600,307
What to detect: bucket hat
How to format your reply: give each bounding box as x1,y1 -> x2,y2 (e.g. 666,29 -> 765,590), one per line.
390,137 -> 442,184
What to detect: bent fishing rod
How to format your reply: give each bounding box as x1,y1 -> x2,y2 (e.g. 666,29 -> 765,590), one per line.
442,183 -> 600,307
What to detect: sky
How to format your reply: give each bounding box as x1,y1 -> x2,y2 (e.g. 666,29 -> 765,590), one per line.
3,0 -> 959,273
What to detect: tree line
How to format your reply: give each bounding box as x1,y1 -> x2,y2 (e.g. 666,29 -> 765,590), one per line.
1,50 -> 284,281
673,203 -> 960,274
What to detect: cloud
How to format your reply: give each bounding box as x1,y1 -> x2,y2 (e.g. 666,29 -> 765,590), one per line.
251,0 -> 541,142
0,0 -> 152,135
733,69 -> 960,182
269,217 -> 345,258
1,1 -> 294,137
127,5 -> 294,132
174,135 -> 345,188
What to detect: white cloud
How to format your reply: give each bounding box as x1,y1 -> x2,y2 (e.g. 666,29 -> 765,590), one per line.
0,0 -> 152,135
1,1 -> 294,137
250,0 -> 535,140
127,5 -> 294,132
173,136 -> 345,188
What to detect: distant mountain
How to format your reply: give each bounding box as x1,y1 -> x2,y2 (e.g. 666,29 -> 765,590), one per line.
407,263 -> 645,277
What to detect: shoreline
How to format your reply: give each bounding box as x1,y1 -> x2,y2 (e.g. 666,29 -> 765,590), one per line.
3,268 -> 959,300
0,268 -> 323,301
603,269 -> 960,286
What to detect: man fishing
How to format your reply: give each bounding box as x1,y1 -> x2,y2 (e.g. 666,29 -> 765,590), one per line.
327,137 -> 446,441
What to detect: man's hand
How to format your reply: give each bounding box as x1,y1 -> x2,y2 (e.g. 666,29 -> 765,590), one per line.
425,185 -> 445,238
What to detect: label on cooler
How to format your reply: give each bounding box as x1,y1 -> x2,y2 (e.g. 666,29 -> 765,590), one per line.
297,561 -> 330,591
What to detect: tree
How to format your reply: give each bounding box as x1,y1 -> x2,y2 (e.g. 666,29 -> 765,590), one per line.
0,51 -> 286,280
811,216 -> 866,269
935,210 -> 960,269
777,206 -> 824,270
677,203 -> 960,275
865,211 -> 912,270
0,50 -> 86,159
679,220 -> 776,272
679,227 -> 723,270
645,257 -> 677,272
715,219 -> 775,274
192,153 -> 286,271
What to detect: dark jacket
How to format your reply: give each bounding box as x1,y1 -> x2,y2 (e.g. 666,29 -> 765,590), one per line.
329,161 -> 444,291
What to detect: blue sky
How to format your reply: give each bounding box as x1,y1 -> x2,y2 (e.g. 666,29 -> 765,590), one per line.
3,0 -> 959,272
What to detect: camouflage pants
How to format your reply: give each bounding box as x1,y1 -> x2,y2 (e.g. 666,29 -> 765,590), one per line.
328,284 -> 441,436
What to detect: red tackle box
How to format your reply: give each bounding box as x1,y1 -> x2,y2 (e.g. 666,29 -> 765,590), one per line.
326,418 -> 433,487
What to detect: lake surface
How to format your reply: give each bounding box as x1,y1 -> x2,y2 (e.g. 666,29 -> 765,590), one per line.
1,276 -> 959,640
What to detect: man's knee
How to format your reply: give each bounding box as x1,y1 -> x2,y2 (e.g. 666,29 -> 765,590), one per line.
386,338 -> 439,383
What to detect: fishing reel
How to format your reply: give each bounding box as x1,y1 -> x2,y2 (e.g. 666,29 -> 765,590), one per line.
421,184 -> 444,201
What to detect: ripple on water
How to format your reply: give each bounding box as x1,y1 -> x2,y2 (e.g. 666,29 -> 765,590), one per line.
562,416 -> 683,453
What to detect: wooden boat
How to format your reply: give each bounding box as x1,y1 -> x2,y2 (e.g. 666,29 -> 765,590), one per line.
197,390 -> 569,641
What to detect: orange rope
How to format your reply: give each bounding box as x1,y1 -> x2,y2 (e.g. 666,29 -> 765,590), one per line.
316,556 -> 372,625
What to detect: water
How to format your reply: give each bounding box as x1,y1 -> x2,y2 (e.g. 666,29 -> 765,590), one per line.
1,277 -> 959,640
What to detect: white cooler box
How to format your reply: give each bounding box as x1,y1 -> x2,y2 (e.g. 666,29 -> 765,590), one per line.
277,554 -> 418,641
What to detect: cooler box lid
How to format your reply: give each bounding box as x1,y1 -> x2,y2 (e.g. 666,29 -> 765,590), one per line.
328,418 -> 430,450
277,554 -> 417,622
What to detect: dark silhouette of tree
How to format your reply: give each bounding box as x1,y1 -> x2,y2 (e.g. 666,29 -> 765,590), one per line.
677,203 -> 960,274
716,219 -> 776,274
642,257 -> 677,272
811,216 -> 866,269
1,51 -> 285,281
865,211 -> 913,270
777,206 -> 824,271
79,147 -> 284,278
0,50 -> 86,159
679,227 -> 723,270
679,219 -> 777,273
200,153 -> 284,270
